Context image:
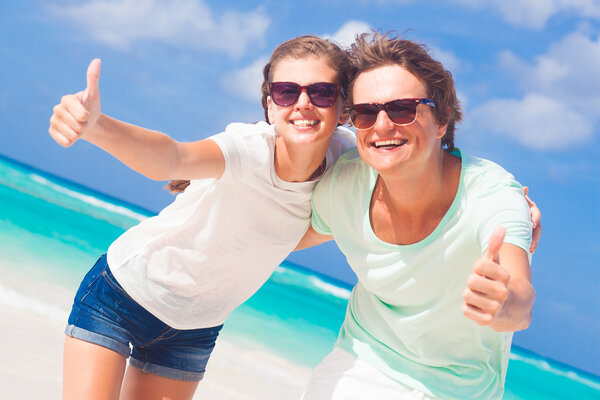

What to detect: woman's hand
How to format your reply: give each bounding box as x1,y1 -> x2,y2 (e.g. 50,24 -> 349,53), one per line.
523,186 -> 541,253
49,59 -> 102,147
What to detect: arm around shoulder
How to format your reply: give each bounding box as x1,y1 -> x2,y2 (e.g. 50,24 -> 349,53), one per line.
294,226 -> 333,251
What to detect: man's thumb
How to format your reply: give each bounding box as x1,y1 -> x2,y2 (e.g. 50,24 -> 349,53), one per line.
484,226 -> 505,263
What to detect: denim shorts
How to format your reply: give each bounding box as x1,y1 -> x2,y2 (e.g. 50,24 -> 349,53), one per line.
65,254 -> 223,381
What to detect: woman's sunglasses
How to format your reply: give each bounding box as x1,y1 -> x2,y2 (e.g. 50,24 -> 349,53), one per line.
269,82 -> 345,108
348,98 -> 436,130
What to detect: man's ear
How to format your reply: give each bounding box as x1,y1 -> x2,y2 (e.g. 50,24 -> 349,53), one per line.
267,96 -> 274,124
436,123 -> 449,139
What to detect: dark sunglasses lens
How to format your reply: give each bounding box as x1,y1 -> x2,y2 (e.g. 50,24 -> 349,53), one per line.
270,83 -> 301,106
386,100 -> 417,125
350,104 -> 379,129
307,83 -> 339,107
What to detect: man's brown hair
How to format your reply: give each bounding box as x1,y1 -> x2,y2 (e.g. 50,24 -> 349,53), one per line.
348,31 -> 463,150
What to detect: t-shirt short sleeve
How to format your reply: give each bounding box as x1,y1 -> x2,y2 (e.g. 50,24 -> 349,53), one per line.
311,167 -> 335,235
208,122 -> 259,182
475,170 -> 532,256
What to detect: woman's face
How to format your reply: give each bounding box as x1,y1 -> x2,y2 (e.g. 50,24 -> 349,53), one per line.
352,65 -> 447,176
267,56 -> 345,147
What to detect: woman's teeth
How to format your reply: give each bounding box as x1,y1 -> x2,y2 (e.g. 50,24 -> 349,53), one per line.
292,120 -> 318,127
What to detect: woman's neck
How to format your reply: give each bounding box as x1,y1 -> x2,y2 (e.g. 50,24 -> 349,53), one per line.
274,135 -> 331,182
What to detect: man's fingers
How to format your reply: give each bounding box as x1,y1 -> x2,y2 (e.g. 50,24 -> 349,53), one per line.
462,303 -> 493,326
465,272 -> 509,301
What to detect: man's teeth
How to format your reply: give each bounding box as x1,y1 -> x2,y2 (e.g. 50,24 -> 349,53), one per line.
292,120 -> 318,127
373,139 -> 407,148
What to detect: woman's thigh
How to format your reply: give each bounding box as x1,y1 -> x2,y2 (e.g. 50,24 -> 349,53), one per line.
120,366 -> 199,400
63,335 -> 126,400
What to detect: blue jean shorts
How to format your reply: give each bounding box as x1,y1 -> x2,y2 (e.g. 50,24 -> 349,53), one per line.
65,254 -> 223,381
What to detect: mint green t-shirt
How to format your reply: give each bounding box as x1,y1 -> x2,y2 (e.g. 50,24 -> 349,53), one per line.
311,149 -> 532,400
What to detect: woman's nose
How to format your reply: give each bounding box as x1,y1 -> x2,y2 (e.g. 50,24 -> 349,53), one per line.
295,89 -> 313,109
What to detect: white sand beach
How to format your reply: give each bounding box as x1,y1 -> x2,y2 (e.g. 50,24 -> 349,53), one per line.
0,263 -> 311,399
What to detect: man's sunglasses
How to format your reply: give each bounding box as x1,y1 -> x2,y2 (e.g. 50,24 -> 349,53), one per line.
348,98 -> 436,130
269,82 -> 345,108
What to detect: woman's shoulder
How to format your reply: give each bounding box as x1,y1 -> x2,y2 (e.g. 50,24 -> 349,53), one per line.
331,126 -> 357,148
223,121 -> 275,138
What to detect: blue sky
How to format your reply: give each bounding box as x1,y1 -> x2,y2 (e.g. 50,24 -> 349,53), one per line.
1,0 -> 599,377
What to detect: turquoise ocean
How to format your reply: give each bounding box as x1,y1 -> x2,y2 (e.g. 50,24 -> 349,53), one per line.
1,154 -> 599,399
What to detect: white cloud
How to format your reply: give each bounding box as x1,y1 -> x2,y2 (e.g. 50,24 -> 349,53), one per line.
499,32 -> 600,111
48,0 -> 270,57
491,0 -> 557,29
221,56 -> 269,102
469,94 -> 593,150
469,31 -> 600,150
322,20 -> 372,48
450,0 -> 600,29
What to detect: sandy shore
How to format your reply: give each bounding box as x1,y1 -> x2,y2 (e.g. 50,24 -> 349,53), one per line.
0,265 -> 311,399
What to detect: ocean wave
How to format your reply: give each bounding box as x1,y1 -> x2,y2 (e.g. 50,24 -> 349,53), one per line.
510,351 -> 600,389
275,265 -> 351,300
0,283 -> 69,323
308,276 -> 351,300
30,174 -> 148,222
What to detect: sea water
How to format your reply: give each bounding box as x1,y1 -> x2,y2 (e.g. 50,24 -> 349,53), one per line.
1,154 -> 598,399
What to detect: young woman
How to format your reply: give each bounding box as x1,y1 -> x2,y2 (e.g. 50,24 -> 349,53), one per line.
300,32 -> 538,400
48,36 -> 355,400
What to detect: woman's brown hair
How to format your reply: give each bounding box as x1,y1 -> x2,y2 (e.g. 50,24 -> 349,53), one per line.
167,35 -> 351,194
347,31 -> 462,150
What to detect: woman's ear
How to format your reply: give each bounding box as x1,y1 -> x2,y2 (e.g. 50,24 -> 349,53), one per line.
266,96 -> 274,124
338,108 -> 350,125
338,100 -> 350,125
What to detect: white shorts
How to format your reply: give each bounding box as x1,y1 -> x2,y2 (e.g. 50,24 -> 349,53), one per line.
301,347 -> 436,400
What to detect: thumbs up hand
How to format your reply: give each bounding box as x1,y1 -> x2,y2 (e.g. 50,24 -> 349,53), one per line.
462,226 -> 511,327
49,59 -> 102,147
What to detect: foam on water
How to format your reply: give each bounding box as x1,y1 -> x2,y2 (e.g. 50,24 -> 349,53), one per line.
0,282 -> 69,323
510,350 -> 600,390
308,276 -> 351,300
274,265 -> 351,300
30,174 -> 148,222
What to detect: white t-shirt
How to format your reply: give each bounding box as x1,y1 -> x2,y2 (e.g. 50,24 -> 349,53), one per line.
107,121 -> 355,329
311,149 -> 532,400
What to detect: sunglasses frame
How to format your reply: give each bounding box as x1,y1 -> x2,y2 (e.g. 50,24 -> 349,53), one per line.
348,98 -> 436,130
269,81 -> 345,108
